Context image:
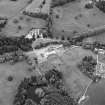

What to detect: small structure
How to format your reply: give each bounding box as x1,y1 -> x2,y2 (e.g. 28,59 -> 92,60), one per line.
25,28 -> 47,40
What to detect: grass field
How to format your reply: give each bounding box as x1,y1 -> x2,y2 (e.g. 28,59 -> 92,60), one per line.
52,0 -> 105,39
0,0 -> 105,105
1,0 -> 105,39
0,61 -> 37,105
86,79 -> 105,105
25,0 -> 43,13
0,45 -> 101,105
0,0 -> 46,37
2,14 -> 46,37
25,0 -> 51,14
88,32 -> 105,43
0,0 -> 30,18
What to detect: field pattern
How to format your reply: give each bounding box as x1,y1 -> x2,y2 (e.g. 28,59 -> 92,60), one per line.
0,0 -> 105,105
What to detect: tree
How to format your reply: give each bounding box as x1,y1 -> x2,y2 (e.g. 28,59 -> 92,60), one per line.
13,19 -> 19,24
18,25 -> 22,30
85,3 -> 93,9
67,37 -> 70,41
96,0 -> 105,13
61,36 -> 65,40
77,56 -> 97,80
13,69 -> 77,105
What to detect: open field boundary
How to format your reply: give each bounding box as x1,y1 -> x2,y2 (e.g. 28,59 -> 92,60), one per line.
73,25 -> 105,39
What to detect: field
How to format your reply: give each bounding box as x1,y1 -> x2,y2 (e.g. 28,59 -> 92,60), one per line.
0,0 -> 46,37
0,61 -> 37,105
0,0 -> 29,18
0,0 -> 105,39
25,0 -> 51,14
0,0 -> 105,105
2,14 -> 46,37
52,0 -> 105,39
86,79 -> 105,105
0,43 -> 102,105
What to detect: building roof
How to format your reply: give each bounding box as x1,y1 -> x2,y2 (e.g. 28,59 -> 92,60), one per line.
25,28 -> 44,39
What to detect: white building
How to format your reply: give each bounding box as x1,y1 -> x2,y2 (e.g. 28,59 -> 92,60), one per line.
25,28 -> 44,40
